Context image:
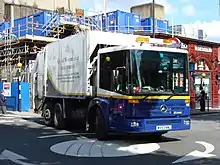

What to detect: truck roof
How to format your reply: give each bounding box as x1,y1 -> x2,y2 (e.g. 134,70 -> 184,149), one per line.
98,45 -> 188,54
44,31 -> 188,57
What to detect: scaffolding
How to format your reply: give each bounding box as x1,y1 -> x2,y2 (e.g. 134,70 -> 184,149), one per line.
0,13 -> 101,82
1,11 -> 171,82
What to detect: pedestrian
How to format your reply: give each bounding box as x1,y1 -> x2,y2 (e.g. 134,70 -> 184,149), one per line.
0,90 -> 6,114
199,86 -> 205,112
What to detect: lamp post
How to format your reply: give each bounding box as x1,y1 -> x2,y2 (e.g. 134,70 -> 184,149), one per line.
103,0 -> 108,31
68,0 -> 71,13
17,62 -> 22,112
152,0 -> 155,38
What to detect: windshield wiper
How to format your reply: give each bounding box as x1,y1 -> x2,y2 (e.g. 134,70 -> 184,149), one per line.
137,91 -> 173,100
165,94 -> 175,102
165,91 -> 188,102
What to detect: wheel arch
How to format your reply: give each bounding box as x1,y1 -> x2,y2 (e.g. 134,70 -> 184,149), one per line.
87,98 -> 110,126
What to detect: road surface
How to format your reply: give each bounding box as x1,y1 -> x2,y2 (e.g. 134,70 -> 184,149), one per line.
0,112 -> 219,165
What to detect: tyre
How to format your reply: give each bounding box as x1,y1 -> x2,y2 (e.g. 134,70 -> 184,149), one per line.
54,103 -> 66,129
43,103 -> 53,126
95,108 -> 108,140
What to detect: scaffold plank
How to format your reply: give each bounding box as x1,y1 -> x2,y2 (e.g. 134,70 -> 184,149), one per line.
0,46 -> 29,57
22,34 -> 58,42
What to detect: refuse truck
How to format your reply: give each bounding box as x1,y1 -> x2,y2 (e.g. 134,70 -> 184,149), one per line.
32,31 -> 191,140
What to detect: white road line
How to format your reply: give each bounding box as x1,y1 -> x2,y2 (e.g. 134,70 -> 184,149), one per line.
2,114 -> 39,118
0,120 -> 14,123
0,117 -> 29,124
0,116 -> 15,119
38,133 -> 78,139
38,133 -> 90,139
172,141 -> 216,164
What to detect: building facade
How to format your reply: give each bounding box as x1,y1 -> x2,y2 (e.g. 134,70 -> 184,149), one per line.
0,0 -> 78,22
168,24 -> 208,40
188,43 -> 219,109
130,3 -> 165,19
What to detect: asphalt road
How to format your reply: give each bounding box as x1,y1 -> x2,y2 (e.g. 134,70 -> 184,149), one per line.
0,112 -> 220,165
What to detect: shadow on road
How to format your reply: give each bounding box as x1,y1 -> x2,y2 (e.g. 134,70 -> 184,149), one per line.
0,119 -> 220,165
19,116 -> 181,144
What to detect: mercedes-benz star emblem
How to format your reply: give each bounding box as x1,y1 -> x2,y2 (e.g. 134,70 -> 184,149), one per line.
160,104 -> 167,112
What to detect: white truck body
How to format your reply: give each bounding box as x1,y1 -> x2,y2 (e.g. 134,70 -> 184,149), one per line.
32,31 -> 152,98
32,31 -> 189,100
31,31 -> 190,139
46,32 -> 87,97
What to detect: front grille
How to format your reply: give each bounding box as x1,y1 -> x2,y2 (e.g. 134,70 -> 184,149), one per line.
146,119 -> 181,125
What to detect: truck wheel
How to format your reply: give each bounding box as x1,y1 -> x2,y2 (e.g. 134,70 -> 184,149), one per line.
54,103 -> 66,129
43,103 -> 54,126
95,108 -> 108,140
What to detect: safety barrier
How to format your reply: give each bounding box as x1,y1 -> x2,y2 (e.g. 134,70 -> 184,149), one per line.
5,96 -> 17,111
190,96 -> 210,112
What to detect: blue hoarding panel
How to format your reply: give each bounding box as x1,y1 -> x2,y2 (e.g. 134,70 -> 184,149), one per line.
5,96 -> 17,111
0,82 -> 30,112
0,10 -> 140,36
0,11 -> 55,38
157,19 -> 168,33
20,82 -> 30,112
11,82 -> 19,111
141,17 -> 153,32
0,82 -> 18,111
0,22 -> 10,32
13,17 -> 27,37
108,10 -> 141,33
89,10 -> 141,33
141,17 -> 168,33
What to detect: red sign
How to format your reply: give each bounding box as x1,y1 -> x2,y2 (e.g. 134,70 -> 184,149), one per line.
167,37 -> 188,49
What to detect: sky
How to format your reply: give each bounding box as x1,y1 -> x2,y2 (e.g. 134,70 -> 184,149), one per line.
79,0 -> 220,42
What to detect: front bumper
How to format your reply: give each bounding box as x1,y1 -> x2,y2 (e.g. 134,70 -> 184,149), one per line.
110,117 -> 191,133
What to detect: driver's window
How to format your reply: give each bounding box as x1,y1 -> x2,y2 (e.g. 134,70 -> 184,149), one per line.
99,50 -> 129,93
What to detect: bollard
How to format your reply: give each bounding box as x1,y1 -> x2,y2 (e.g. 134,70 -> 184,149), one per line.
207,97 -> 209,112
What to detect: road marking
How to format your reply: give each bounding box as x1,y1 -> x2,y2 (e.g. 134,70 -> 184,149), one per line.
1,114 -> 39,118
0,116 -> 15,119
0,149 -> 36,165
172,141 -> 216,164
38,133 -> 91,139
50,139 -> 160,157
0,120 -> 14,123
38,133 -> 79,139
0,117 -> 29,124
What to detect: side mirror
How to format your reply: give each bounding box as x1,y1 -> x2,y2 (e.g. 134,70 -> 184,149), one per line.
115,66 -> 126,83
112,69 -> 119,78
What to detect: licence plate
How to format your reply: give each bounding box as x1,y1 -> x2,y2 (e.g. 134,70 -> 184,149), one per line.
156,125 -> 172,131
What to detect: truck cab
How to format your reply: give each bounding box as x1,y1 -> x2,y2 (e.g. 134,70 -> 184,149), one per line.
32,32 -> 191,140
88,40 -> 191,139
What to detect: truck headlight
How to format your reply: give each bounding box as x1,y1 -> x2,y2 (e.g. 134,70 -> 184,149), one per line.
131,121 -> 139,127
184,119 -> 190,125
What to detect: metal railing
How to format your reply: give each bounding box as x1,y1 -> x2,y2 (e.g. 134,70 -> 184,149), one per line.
0,16 -> 102,41
191,96 -> 211,112
42,13 -> 59,33
0,18 -> 206,42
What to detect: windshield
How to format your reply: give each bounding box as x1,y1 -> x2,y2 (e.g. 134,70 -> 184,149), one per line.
131,49 -> 189,95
